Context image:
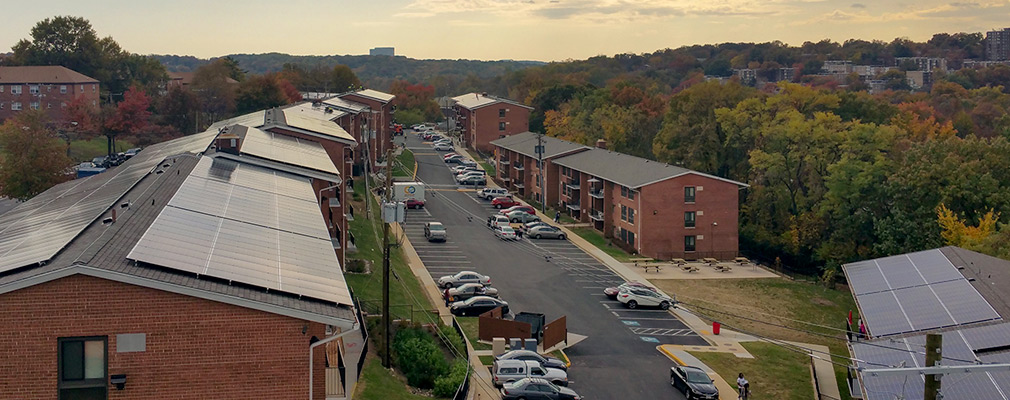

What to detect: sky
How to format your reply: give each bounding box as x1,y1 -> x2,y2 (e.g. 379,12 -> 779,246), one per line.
4,0 -> 1009,62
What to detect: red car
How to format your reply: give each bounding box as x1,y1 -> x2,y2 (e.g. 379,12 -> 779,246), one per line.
405,198 -> 425,209
500,205 -> 536,215
492,196 -> 520,209
443,152 -> 459,159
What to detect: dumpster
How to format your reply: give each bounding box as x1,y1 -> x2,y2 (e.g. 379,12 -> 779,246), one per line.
515,312 -> 546,339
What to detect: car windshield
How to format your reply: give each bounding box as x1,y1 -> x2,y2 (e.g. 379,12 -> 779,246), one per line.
429,223 -> 444,230
502,227 -> 514,233
685,370 -> 712,384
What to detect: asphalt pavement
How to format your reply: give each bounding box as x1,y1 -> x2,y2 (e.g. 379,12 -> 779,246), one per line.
398,133 -> 708,400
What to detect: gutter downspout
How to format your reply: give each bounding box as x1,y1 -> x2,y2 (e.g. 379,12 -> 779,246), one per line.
309,324 -> 360,400
637,188 -> 642,255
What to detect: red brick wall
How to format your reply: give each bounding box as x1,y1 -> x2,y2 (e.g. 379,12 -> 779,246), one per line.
0,274 -> 329,400
470,105 -> 530,153
0,82 -> 100,122
638,175 -> 740,260
338,94 -> 391,168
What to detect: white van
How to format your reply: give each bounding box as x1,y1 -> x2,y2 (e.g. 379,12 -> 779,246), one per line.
491,359 -> 568,387
478,188 -> 509,200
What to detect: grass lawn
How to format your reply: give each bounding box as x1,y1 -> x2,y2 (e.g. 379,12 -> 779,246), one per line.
478,355 -> 494,366
68,137 -> 135,162
455,317 -> 491,351
345,179 -> 433,320
479,161 -> 495,176
393,149 -> 416,178
691,341 -> 814,400
652,278 -> 857,400
354,353 -> 433,400
569,227 -> 633,262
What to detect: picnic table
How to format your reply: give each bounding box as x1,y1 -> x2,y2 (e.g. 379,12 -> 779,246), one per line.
681,265 -> 700,273
734,257 -> 751,265
714,264 -> 733,272
641,264 -> 663,273
702,258 -> 719,265
671,258 -> 687,266
630,258 -> 654,267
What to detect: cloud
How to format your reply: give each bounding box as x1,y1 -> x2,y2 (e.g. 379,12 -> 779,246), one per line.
851,3 -> 866,8
396,0 -> 801,21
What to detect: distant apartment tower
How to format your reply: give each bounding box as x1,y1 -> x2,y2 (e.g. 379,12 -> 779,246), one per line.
369,47 -> 395,56
894,57 -> 947,72
987,28 -> 1010,61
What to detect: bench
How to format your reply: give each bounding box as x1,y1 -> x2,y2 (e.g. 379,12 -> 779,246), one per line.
641,264 -> 663,273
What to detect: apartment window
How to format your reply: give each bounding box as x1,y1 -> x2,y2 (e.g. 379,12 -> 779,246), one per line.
47,102 -> 52,109
61,102 -> 67,109
685,211 -> 696,228
498,122 -> 506,131
12,85 -> 22,95
30,101 -> 40,110
29,84 -> 40,94
499,108 -> 506,118
60,85 -> 67,94
619,228 -> 627,242
627,231 -> 635,247
685,186 -> 696,203
58,336 -> 107,400
12,102 -> 21,111
628,208 -> 635,224
0,102 -> 4,110
92,84 -> 97,92
0,85 -> 4,92
621,205 -> 627,221
47,85 -> 52,92
80,85 -> 85,91
627,187 -> 635,200
621,186 -> 627,197
685,236 -> 697,252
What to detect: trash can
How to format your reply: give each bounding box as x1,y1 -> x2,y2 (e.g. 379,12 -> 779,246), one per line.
515,312 -> 546,339
713,322 -> 721,335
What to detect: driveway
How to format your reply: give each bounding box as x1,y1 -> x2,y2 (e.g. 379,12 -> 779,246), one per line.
398,133 -> 708,399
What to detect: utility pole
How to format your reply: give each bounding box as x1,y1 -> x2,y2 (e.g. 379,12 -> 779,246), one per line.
924,333 -> 942,400
536,132 -> 546,215
381,146 -> 395,368
362,113 -> 372,219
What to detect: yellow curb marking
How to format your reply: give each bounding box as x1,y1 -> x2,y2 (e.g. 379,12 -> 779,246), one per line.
658,345 -> 686,366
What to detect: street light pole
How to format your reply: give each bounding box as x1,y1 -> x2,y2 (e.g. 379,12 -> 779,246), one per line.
710,221 -> 718,258
536,132 -> 546,215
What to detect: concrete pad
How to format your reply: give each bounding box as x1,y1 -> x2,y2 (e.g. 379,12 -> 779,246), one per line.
630,262 -> 780,280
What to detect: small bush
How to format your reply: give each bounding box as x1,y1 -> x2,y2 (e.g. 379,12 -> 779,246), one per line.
346,259 -> 369,273
393,326 -> 449,389
434,360 -> 468,398
439,323 -> 465,357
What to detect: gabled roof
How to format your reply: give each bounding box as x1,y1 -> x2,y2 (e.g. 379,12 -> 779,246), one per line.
276,108 -> 356,144
344,89 -> 395,103
322,97 -> 369,113
213,125 -> 340,181
286,102 -> 348,120
0,65 -> 98,84
553,146 -> 748,189
490,132 -> 591,159
452,92 -> 533,111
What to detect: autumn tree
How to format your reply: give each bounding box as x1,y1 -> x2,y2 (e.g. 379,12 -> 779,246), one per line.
389,80 -> 441,122
155,85 -> 199,134
0,110 -> 74,200
191,59 -> 238,127
235,74 -> 299,114
937,204 -> 999,249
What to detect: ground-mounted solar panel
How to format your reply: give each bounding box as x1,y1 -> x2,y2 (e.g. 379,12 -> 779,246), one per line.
128,156 -> 351,305
0,129 -> 217,273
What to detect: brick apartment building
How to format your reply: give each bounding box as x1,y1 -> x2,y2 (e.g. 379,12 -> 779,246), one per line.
492,137 -> 747,260
490,132 -> 590,205
336,89 -> 395,170
0,65 -> 100,122
0,128 -> 359,400
452,93 -> 532,153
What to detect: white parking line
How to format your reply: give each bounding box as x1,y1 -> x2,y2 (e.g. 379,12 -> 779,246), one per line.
612,309 -> 673,313
615,316 -> 680,321
582,286 -> 605,289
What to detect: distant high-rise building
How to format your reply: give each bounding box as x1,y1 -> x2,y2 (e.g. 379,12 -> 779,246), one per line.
369,47 -> 394,56
986,28 -> 1010,61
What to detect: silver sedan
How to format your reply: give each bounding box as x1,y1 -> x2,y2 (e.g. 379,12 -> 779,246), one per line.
527,225 -> 567,240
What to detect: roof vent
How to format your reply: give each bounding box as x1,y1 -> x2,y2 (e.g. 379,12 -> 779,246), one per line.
595,139 -> 607,150
102,217 -> 114,225
155,170 -> 164,174
120,202 -> 130,209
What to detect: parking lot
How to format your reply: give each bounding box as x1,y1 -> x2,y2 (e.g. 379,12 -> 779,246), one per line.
398,133 -> 707,399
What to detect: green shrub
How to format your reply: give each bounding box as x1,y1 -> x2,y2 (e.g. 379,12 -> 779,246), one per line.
346,259 -> 368,273
393,326 -> 449,389
439,323 -> 465,357
434,360 -> 468,398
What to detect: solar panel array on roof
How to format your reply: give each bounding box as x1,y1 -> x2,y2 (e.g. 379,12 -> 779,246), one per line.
843,249 -> 1001,337
852,322 -> 1010,400
0,129 -> 217,273
127,157 -> 351,306
239,127 -> 339,175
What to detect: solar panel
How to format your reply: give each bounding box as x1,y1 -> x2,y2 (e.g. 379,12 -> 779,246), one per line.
908,249 -> 964,283
239,128 -> 339,176
127,157 -> 351,305
961,322 -> 1010,350
843,261 -> 890,295
931,279 -> 1001,325
0,130 -> 217,274
859,291 -> 913,337
876,255 -> 927,290
893,285 -> 955,331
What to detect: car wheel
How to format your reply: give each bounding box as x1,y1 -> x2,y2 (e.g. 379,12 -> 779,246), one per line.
660,301 -> 671,310
558,234 -> 566,240
534,234 -> 542,239
627,300 -> 638,309
495,204 -> 502,209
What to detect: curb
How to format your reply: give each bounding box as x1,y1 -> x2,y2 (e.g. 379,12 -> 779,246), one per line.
559,349 -> 572,368
658,345 -> 686,366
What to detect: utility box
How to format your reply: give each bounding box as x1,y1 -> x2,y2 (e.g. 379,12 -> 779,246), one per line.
515,312 -> 546,340
382,202 -> 406,223
393,182 -> 425,202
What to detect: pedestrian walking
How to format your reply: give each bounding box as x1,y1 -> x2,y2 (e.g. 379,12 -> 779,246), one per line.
444,287 -> 451,307
554,211 -> 561,223
516,228 -> 523,240
737,373 -> 750,400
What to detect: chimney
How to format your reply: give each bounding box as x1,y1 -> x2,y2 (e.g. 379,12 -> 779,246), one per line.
595,139 -> 608,150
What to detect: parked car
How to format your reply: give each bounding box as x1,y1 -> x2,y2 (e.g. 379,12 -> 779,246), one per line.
446,283 -> 499,301
405,198 -> 425,209
458,175 -> 487,186
437,271 -> 491,289
452,165 -> 478,174
456,171 -> 486,183
478,188 -> 510,200
617,286 -> 674,309
492,359 -> 567,387
521,221 -> 551,233
442,152 -> 459,159
500,205 -> 536,215
495,350 -> 567,371
424,222 -> 447,242
494,225 -> 518,240
492,196 -> 520,209
460,160 -> 478,168
450,296 -> 509,316
528,225 -> 566,240
603,281 -> 656,300
501,378 -> 581,400
670,365 -> 719,400
124,147 -> 141,158
444,155 -> 464,164
505,210 -> 540,224
433,143 -> 453,151
487,215 -> 511,229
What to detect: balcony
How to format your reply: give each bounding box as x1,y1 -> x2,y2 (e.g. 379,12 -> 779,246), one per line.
329,198 -> 341,208
589,210 -> 604,221
565,180 -> 581,190
497,158 -> 510,164
513,162 -> 524,171
565,202 -> 580,210
589,190 -> 603,199
514,182 -> 525,189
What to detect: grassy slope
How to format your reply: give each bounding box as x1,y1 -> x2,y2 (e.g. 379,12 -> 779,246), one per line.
569,227 -> 633,262
393,149 -> 416,178
652,278 -> 857,400
68,137 -> 135,162
354,353 -> 433,400
691,341 -> 814,400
